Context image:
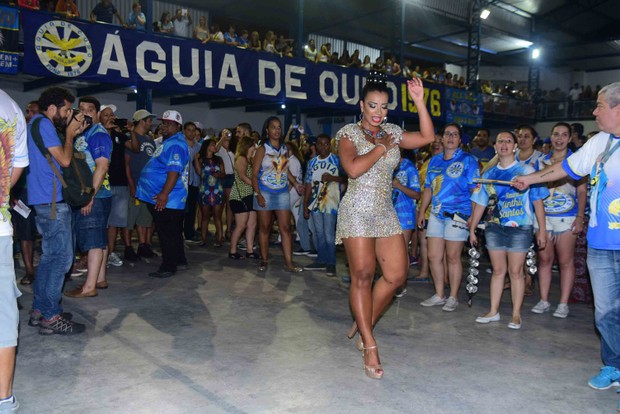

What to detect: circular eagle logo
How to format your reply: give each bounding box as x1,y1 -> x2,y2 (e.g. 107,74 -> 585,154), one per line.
34,20 -> 93,77
446,161 -> 464,178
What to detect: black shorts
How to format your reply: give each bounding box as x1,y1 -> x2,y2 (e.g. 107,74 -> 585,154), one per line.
230,196 -> 254,214
11,208 -> 37,241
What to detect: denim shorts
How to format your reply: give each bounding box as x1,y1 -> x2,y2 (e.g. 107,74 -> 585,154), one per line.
535,216 -> 575,236
108,186 -> 129,228
485,223 -> 533,253
253,191 -> 290,211
0,236 -> 21,347
426,214 -> 469,242
223,174 -> 235,189
75,197 -> 112,251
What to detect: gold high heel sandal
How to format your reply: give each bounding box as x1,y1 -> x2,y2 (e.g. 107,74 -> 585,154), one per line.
346,322 -> 364,351
363,346 -> 384,379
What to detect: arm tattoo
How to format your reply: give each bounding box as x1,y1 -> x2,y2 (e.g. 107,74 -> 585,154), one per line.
540,168 -> 555,178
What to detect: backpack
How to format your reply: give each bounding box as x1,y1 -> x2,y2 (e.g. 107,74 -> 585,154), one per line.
30,117 -> 94,209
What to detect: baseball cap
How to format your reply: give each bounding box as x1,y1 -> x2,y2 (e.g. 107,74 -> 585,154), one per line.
100,104 -> 117,113
194,121 -> 204,130
158,109 -> 183,125
133,109 -> 156,122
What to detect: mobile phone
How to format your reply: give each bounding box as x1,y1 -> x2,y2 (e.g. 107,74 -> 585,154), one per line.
114,118 -> 128,128
292,124 -> 299,129
182,8 -> 187,16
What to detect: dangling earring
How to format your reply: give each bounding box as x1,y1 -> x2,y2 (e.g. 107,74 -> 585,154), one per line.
359,111 -> 364,122
381,117 -> 387,126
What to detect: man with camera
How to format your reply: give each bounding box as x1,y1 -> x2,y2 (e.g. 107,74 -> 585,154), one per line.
26,87 -> 87,335
64,96 -> 112,299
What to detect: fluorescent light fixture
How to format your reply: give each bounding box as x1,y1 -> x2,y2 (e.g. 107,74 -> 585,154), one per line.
531,48 -> 540,59
480,9 -> 490,19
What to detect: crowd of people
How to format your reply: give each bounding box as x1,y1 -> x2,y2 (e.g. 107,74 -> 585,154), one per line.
0,55 -> 619,411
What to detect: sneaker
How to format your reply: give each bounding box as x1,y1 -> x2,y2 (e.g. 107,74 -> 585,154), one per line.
39,314 -> 86,335
553,303 -> 570,318
341,275 -> 351,284
420,294 -> 446,307
0,395 -> 19,413
238,240 -> 248,251
304,262 -> 327,271
409,255 -> 419,266
588,366 -> 620,390
28,309 -> 73,327
326,265 -> 336,276
531,300 -> 551,314
75,256 -> 88,273
395,288 -> 407,298
293,248 -> 310,256
138,243 -> 156,259
307,250 -> 318,258
442,296 -> 458,312
107,252 -> 123,267
124,246 -> 140,262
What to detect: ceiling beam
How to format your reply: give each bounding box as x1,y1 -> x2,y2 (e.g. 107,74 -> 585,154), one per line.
23,77 -> 66,92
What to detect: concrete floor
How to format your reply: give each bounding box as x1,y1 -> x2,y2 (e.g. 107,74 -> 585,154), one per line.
12,242 -> 618,414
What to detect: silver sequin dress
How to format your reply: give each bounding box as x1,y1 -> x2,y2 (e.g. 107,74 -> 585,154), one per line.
336,122 -> 403,244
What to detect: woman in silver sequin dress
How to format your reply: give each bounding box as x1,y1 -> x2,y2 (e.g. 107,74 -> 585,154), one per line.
338,72 -> 435,379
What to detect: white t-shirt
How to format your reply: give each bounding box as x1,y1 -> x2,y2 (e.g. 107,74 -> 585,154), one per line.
563,131 -> 620,249
0,89 -> 29,236
216,146 -> 234,174
173,17 -> 191,37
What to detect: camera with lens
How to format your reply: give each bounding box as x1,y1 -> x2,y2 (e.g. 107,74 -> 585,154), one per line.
72,108 -> 93,127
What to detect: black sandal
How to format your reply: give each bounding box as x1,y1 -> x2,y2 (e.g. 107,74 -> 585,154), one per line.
228,252 -> 244,260
245,252 -> 260,259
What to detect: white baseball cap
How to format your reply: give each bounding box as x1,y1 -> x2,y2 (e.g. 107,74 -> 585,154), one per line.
100,104 -> 117,113
132,109 -> 156,122
194,121 -> 204,130
158,109 -> 183,125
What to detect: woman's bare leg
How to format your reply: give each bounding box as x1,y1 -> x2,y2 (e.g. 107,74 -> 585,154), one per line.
427,237 -> 446,297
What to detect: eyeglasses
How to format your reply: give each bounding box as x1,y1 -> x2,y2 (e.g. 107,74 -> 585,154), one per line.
443,132 -> 459,138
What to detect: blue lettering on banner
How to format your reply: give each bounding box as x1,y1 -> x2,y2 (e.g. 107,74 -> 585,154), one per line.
21,10 -> 482,125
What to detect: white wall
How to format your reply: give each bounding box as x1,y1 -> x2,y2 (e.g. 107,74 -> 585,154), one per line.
534,120 -> 599,137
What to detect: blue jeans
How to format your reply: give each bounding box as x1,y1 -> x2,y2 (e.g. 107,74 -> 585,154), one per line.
33,203 -> 74,319
296,201 -> 312,251
587,247 -> 620,368
309,212 -> 337,265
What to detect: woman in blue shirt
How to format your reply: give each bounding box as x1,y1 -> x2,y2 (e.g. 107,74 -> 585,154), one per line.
252,116 -> 304,272
417,123 -> 480,312
531,122 -> 587,318
469,131 -> 548,329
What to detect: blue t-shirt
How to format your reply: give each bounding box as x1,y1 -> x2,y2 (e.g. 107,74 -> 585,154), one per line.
26,115 -> 63,205
136,132 -> 189,210
127,11 -> 145,30
304,153 -> 342,214
471,161 -> 549,227
224,32 -> 239,44
535,150 -> 580,217
92,2 -> 116,23
563,132 -> 620,249
425,148 -> 480,219
392,158 -> 421,230
470,146 -> 496,165
74,123 -> 112,198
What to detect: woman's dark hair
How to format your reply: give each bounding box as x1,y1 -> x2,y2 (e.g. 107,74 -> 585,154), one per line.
260,116 -> 281,145
551,122 -> 571,135
361,70 -> 389,101
198,138 -> 217,161
441,123 -> 463,138
517,124 -> 538,139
